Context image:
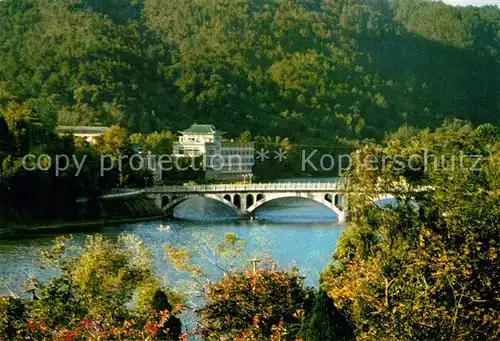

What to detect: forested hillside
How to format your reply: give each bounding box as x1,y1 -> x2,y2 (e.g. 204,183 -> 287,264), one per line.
1,0 -> 499,143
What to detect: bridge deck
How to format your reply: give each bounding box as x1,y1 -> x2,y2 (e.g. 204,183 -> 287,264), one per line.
145,182 -> 343,193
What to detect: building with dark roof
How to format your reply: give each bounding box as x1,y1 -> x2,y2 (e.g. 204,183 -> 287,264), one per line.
173,124 -> 255,182
180,124 -> 226,135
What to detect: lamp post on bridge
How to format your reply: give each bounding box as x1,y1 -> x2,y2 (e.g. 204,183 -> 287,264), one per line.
243,173 -> 253,184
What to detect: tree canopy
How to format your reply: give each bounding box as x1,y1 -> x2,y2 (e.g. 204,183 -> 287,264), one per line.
0,0 -> 498,144
321,121 -> 500,340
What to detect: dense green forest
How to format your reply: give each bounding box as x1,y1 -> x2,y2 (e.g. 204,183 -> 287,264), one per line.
1,0 -> 499,143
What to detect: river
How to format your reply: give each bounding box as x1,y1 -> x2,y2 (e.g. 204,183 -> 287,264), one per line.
0,179 -> 346,298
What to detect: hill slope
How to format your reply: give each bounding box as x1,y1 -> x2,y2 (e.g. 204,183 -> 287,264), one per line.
0,0 -> 498,143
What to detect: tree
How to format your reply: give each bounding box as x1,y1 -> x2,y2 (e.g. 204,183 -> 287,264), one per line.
165,232 -> 249,307
298,289 -> 354,341
0,115 -> 12,154
0,295 -> 28,340
1,234 -> 184,340
151,289 -> 182,340
94,125 -> 128,157
253,135 -> 297,180
321,121 -> 500,340
130,130 -> 176,155
2,0 -> 497,145
199,266 -> 310,341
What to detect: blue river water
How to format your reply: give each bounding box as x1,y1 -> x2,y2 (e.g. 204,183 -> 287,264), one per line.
0,197 -> 345,293
0,183 -> 348,336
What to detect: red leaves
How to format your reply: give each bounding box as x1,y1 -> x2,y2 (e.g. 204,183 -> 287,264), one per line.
252,315 -> 260,326
18,309 -> 182,340
200,267 -> 307,340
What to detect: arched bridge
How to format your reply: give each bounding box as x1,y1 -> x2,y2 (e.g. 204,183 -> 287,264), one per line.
145,182 -> 350,222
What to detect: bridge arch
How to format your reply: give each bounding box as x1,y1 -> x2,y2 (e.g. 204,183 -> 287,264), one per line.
334,194 -> 343,210
162,194 -> 240,214
205,194 -> 240,212
233,194 -> 241,209
161,195 -> 170,208
246,193 -> 343,217
147,182 -> 352,220
246,194 -> 254,208
323,193 -> 344,210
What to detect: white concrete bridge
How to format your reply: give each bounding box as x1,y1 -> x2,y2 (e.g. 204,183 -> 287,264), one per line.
145,182 -> 351,222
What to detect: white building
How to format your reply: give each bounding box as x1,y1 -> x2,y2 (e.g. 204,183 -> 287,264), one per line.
55,126 -> 110,144
173,124 -> 224,157
173,124 -> 255,181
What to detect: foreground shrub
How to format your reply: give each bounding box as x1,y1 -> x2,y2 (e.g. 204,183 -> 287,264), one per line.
0,234 -> 185,340
298,289 -> 354,341
23,308 -> 185,341
322,122 -> 500,340
0,295 -> 29,339
199,266 -> 311,340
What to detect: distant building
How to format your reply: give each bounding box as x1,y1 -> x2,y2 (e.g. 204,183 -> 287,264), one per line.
173,124 -> 225,157
55,126 -> 110,144
173,124 -> 255,181
55,126 -> 166,186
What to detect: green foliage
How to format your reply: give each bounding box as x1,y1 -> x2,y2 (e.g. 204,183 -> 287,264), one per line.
151,289 -> 183,340
130,130 -> 176,154
70,234 -> 155,319
392,0 -> 500,52
321,121 -> 500,340
1,0 -> 499,188
298,289 -> 354,341
93,125 -> 129,156
0,234 -> 184,340
135,283 -> 184,340
0,108 -> 158,223
199,265 -> 310,341
0,0 -> 498,143
0,0 -> 500,336
0,104 -> 90,222
0,295 -> 28,340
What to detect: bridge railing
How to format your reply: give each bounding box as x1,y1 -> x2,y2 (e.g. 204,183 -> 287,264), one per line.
145,182 -> 343,193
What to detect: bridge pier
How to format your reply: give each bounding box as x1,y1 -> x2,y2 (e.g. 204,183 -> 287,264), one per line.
337,211 -> 347,223
154,195 -> 163,211
236,211 -> 254,220
238,195 -> 247,216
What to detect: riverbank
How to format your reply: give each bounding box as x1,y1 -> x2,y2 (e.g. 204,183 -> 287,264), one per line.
0,194 -> 168,240
0,213 -> 170,240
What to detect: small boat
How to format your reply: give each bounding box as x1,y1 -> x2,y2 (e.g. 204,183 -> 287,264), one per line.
157,224 -> 172,231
